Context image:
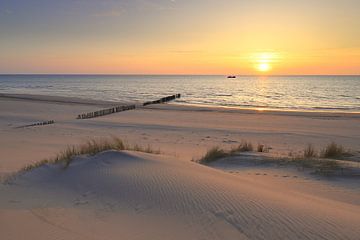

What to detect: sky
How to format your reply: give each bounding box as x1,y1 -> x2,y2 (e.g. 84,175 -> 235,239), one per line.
0,0 -> 360,74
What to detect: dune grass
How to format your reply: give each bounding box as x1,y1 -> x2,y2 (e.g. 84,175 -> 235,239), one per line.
279,143 -> 350,174
320,142 -> 349,159
7,139 -> 353,181
301,142 -> 351,159
257,143 -> 270,153
198,142 -> 349,175
200,140 -> 271,164
199,147 -> 231,164
200,141 -> 255,164
286,157 -> 343,175
231,140 -> 253,153
19,137 -> 160,173
282,142 -> 352,175
303,144 -> 317,158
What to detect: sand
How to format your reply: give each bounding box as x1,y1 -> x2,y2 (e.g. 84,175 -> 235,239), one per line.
0,94 -> 359,239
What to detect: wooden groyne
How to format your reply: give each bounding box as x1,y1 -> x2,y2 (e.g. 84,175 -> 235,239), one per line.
77,105 -> 136,119
77,94 -> 181,120
15,120 -> 55,129
143,94 -> 181,106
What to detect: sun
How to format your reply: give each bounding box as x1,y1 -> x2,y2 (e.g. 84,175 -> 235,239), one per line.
251,52 -> 280,73
257,63 -> 271,72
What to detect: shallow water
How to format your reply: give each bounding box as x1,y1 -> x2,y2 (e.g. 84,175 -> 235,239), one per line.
0,75 -> 359,112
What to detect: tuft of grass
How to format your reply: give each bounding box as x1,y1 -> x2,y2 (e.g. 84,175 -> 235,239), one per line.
130,143 -> 160,155
320,142 -> 347,159
17,137 -> 160,173
197,143 -> 347,176
21,159 -> 50,172
232,140 -> 253,153
200,140 -> 257,164
199,147 -> 230,164
303,144 -> 317,158
290,157 -> 343,175
257,143 -> 270,153
257,144 -> 265,152
200,141 -> 255,164
321,142 -> 343,158
320,142 -> 353,159
287,143 -> 349,175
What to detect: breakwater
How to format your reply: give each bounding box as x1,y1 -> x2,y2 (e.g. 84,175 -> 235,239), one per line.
77,94 -> 181,119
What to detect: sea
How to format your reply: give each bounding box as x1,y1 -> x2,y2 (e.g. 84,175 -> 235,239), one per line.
0,75 -> 359,113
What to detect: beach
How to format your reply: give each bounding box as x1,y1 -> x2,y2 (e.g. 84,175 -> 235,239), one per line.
0,94 -> 359,239
1,93 -> 359,173
2,0 -> 360,238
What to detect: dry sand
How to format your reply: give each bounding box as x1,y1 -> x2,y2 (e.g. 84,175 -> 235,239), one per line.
0,94 -> 359,239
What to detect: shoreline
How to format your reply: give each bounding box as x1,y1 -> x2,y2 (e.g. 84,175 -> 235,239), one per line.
1,92 -> 359,118
0,93 -> 122,107
153,102 -> 360,118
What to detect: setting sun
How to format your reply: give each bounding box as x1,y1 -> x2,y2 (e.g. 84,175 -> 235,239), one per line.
251,52 -> 280,73
257,63 -> 271,72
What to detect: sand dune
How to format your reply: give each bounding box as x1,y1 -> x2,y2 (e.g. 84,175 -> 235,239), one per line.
1,150 -> 359,240
1,94 -> 359,239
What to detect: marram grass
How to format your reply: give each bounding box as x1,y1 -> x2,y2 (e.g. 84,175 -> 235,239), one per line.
19,137 -> 160,173
198,141 -> 350,176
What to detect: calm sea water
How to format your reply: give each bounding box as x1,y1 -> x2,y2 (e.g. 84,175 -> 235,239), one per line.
0,75 -> 359,113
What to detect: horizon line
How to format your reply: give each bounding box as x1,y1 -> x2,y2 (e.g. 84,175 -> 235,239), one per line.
0,73 -> 359,77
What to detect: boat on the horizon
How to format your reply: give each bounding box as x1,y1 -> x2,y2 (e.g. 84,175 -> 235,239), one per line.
227,75 -> 236,78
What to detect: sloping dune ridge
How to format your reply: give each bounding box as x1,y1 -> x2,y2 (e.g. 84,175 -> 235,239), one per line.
1,150 -> 359,240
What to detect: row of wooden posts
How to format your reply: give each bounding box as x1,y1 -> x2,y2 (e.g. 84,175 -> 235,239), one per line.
12,94 -> 182,128
77,105 -> 136,119
143,94 -> 181,106
15,120 -> 55,129
77,94 -> 181,120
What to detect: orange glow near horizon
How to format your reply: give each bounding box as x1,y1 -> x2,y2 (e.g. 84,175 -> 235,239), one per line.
2,47 -> 359,75
0,1 -> 359,74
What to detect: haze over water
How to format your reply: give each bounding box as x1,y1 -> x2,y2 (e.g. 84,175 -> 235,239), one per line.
0,75 -> 359,113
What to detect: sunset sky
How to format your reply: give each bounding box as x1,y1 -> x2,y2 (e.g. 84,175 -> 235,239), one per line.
1,0 -> 359,74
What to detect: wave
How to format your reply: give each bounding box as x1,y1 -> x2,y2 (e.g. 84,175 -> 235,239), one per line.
1,75 -> 359,113
176,100 -> 360,113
